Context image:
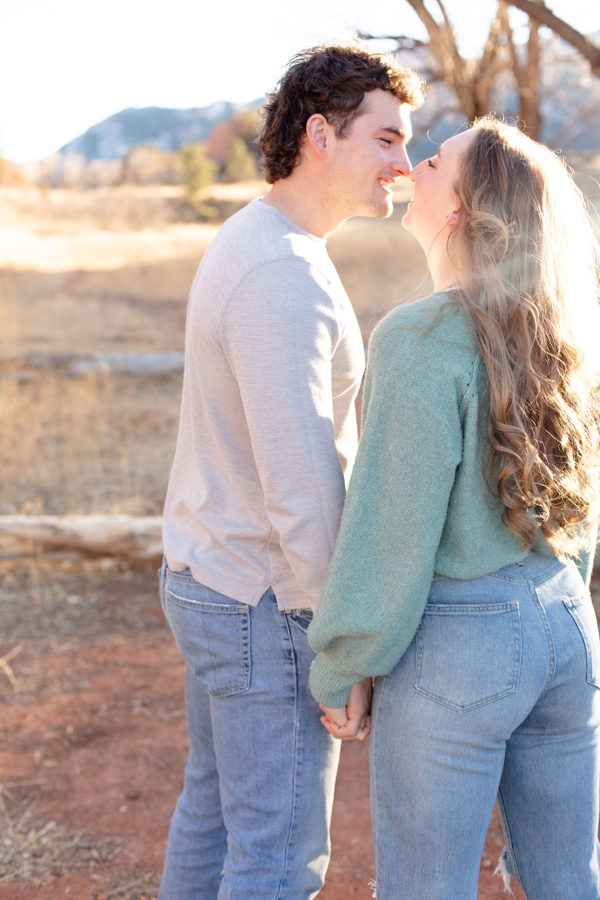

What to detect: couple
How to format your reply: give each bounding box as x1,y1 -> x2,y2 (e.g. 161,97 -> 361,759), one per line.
158,43 -> 600,900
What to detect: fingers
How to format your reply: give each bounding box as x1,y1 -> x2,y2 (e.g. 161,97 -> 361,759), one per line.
318,704 -> 349,728
317,680 -> 374,741
319,713 -> 371,741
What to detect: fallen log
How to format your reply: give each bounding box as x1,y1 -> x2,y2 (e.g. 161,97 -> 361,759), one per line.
0,515 -> 163,560
71,352 -> 185,376
0,352 -> 185,379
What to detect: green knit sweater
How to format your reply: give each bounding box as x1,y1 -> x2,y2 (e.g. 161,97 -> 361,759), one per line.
308,292 -> 596,709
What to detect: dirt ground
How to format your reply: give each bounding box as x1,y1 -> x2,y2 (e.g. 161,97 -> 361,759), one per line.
6,557 -> 597,898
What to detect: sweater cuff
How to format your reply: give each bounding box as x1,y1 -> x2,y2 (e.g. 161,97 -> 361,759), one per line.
309,652 -> 362,709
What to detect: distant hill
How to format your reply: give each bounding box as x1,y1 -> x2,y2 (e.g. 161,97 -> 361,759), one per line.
59,101 -> 263,162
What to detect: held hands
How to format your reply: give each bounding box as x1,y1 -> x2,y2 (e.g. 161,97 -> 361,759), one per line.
318,677 -> 373,741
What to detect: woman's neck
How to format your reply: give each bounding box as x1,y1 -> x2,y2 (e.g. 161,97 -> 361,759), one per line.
428,246 -> 463,294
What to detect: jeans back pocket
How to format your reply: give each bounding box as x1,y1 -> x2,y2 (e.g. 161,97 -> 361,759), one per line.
414,602 -> 521,711
563,596 -> 600,689
164,587 -> 251,697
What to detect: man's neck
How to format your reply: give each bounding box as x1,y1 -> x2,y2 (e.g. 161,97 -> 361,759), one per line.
261,177 -> 346,240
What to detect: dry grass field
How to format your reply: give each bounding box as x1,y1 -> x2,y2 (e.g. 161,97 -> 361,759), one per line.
1,167 -> 599,899
0,178 -> 428,519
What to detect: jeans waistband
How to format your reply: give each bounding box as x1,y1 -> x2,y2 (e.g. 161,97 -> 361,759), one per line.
488,550 -> 564,585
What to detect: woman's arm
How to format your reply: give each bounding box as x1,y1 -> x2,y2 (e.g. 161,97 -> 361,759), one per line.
308,318 -> 466,709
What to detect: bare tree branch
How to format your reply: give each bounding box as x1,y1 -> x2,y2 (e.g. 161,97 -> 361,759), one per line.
403,0 -> 475,117
501,1 -> 520,75
403,0 -> 443,40
434,0 -> 454,34
359,0 -> 565,138
509,0 -> 600,74
499,0 -> 543,136
356,31 -> 428,49
475,5 -> 511,112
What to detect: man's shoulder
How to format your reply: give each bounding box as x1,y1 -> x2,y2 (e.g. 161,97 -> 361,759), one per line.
208,199 -> 327,272
195,200 -> 346,319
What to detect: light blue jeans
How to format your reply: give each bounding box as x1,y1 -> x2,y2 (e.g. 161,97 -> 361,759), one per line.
157,563 -> 340,900
370,551 -> 600,900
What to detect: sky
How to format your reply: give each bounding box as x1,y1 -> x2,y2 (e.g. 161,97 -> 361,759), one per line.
2,0 -> 599,164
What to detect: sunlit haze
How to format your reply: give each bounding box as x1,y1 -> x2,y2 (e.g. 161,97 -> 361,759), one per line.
2,0 -> 599,163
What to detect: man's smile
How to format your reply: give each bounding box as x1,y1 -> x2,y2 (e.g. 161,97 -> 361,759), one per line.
377,177 -> 396,195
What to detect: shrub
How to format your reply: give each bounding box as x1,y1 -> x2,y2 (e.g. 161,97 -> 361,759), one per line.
224,137 -> 259,182
177,143 -> 218,218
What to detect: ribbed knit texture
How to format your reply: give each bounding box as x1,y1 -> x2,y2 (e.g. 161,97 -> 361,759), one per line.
308,293 -> 595,708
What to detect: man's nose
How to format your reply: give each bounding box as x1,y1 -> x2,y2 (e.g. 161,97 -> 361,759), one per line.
392,145 -> 412,177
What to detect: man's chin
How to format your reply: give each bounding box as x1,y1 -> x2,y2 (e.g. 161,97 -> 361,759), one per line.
375,200 -> 394,219
357,197 -> 393,219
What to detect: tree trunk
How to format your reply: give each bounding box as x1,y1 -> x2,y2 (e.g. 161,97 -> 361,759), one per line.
509,0 -> 600,76
519,13 -> 542,139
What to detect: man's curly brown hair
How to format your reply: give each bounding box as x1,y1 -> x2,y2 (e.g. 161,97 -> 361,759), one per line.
259,43 -> 424,184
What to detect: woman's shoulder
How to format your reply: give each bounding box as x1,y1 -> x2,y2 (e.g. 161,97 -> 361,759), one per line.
369,292 -> 478,366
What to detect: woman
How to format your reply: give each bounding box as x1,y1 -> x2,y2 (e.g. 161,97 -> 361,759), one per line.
308,118 -> 600,899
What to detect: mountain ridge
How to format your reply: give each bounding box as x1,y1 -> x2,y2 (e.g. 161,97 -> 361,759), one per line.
59,100 -> 263,162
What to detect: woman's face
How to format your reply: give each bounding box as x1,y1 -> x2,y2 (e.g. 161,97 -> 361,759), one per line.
402,130 -> 475,251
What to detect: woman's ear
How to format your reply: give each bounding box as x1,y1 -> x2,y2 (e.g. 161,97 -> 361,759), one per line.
305,114 -> 329,159
444,210 -> 460,226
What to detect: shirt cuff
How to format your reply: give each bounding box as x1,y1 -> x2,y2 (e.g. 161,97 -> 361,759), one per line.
309,652 -> 363,709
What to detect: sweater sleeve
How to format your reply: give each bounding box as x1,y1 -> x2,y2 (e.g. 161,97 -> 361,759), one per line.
308,324 -> 464,708
220,257 -> 351,610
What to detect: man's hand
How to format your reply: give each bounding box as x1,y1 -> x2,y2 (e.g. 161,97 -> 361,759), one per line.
318,677 -> 373,741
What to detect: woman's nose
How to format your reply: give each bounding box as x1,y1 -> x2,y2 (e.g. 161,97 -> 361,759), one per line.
391,145 -> 412,178
408,159 -> 427,182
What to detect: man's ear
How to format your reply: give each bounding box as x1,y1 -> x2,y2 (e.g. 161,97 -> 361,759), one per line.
305,114 -> 329,159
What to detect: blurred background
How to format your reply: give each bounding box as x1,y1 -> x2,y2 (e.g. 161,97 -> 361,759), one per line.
1,0 -> 599,520
0,3 -> 599,899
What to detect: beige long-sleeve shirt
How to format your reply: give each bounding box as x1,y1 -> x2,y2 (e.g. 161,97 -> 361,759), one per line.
163,199 -> 365,610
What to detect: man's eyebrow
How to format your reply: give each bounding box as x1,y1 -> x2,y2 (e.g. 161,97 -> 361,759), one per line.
378,125 -> 413,142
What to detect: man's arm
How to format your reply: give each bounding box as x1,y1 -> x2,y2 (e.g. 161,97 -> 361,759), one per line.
220,257 -> 354,609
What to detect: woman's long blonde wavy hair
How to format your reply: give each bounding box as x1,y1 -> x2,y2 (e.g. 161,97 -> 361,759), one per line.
449,117 -> 600,558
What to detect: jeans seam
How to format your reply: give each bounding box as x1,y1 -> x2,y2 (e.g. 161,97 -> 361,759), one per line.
530,582 -> 557,696
496,788 -> 528,898
158,558 -> 167,613
562,599 -> 600,688
165,589 -> 249,613
371,674 -> 389,886
274,608 -> 300,900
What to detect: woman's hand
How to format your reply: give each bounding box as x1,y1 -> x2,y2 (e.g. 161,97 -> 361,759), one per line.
319,677 -> 373,741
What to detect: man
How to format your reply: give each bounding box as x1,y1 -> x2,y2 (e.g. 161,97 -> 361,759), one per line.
159,43 -> 423,900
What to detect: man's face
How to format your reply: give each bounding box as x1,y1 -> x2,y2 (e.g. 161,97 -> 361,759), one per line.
324,89 -> 413,219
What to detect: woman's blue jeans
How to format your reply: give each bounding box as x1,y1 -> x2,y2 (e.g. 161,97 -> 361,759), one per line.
371,551 -> 600,900
157,563 -> 340,900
